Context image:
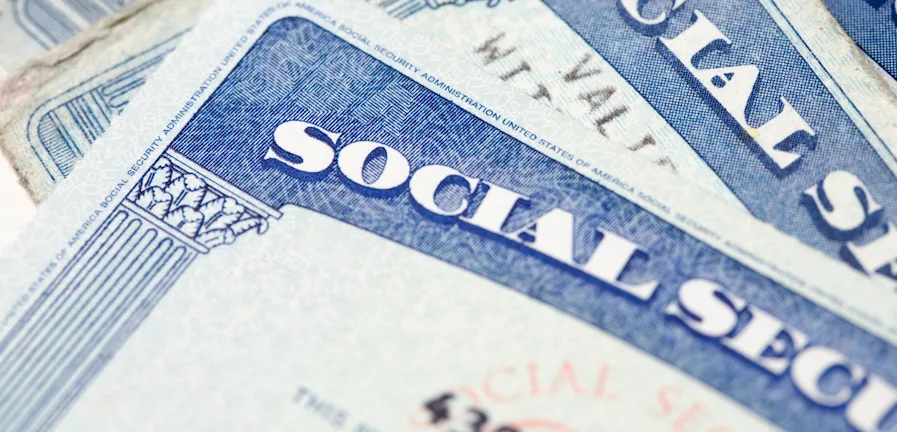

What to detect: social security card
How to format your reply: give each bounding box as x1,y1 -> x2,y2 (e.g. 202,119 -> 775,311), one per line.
14,0 -> 897,290
1,0 -> 897,431
371,0 -> 897,287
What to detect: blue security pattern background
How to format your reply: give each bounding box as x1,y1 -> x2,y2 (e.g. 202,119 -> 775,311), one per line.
539,0 -> 897,272
168,17 -> 896,431
821,0 -> 897,81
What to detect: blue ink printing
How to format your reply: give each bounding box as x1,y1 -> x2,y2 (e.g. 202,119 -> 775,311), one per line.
3,16 -> 897,432
13,0 -> 135,48
523,0 -> 897,284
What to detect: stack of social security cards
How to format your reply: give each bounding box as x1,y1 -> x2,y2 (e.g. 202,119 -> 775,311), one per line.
0,0 -> 896,430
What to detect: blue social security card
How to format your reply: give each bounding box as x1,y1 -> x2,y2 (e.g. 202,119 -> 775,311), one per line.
13,0 -> 897,290
364,0 -> 897,288
2,1 -> 897,431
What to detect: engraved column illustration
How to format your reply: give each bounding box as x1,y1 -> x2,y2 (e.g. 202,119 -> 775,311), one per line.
28,35 -> 181,184
0,150 -> 280,432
